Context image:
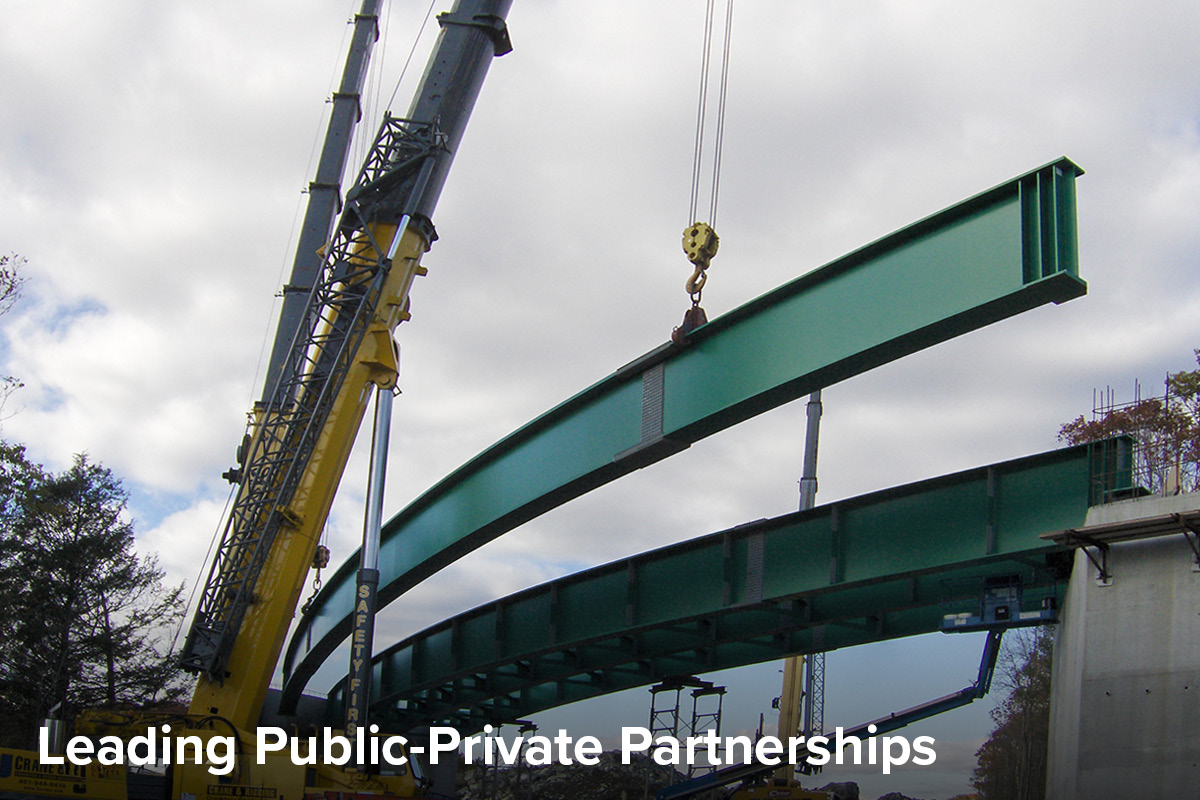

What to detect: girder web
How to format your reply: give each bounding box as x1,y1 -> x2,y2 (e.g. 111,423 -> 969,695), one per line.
180,118 -> 442,679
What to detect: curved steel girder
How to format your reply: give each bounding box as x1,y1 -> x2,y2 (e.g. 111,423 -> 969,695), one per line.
322,442 -> 1100,731
280,159 -> 1085,710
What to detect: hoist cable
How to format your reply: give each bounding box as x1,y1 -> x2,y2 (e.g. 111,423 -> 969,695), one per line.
688,0 -> 735,228
688,0 -> 717,226
168,484 -> 239,660
709,0 -> 735,227
368,1 -> 391,145
246,3 -> 357,419
200,1 -> 363,660
386,0 -> 439,113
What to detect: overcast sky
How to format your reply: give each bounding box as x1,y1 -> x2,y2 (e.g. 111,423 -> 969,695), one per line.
4,1 -> 1200,797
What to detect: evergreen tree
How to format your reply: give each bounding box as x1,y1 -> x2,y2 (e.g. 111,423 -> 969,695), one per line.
0,445 -> 187,748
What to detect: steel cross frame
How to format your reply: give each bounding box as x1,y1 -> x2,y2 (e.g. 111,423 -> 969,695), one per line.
319,443 -> 1105,732
280,158 -> 1085,709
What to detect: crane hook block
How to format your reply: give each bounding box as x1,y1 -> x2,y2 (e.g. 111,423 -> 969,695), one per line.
682,222 -> 719,269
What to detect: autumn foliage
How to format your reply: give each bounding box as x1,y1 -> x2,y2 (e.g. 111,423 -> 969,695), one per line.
970,629 -> 1053,800
1058,349 -> 1200,495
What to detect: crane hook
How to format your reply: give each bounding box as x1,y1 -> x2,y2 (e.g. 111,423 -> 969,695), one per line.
686,264 -> 708,297
673,223 -> 719,345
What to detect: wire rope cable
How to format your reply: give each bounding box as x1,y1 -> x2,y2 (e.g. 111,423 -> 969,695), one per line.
709,0 -> 735,228
354,0 -> 396,175
688,0 -> 717,227
245,0 -> 359,417
687,0 -> 735,229
686,0 -> 729,230
190,1 -> 361,662
167,483 -> 239,660
386,0 -> 439,113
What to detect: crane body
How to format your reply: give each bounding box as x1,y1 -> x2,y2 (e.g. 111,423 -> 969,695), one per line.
180,0 -> 511,726
2,2 -> 512,798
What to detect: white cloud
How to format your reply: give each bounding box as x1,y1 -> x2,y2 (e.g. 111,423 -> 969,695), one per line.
136,493 -> 232,597
4,1 -> 1200,794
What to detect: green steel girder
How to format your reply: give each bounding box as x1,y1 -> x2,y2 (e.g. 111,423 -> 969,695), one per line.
321,443 -> 1101,732
280,159 -> 1085,710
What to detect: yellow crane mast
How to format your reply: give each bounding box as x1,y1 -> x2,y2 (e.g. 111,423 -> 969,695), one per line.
1,2 -> 512,799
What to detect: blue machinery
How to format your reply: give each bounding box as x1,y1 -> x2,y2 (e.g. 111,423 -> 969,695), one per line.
654,629 -> 1007,800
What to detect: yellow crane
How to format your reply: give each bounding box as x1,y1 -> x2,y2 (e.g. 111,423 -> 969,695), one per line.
1,2 -> 511,798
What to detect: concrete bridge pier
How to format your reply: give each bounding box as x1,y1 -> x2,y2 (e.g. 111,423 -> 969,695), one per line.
1046,492 -> 1200,797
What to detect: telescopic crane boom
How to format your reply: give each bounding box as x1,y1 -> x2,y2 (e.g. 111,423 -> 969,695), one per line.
180,2 -> 513,741
3,4 -> 513,798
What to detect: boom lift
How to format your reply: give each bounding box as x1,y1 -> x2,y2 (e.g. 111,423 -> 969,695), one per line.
655,630 -> 1008,800
0,2 -> 511,798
